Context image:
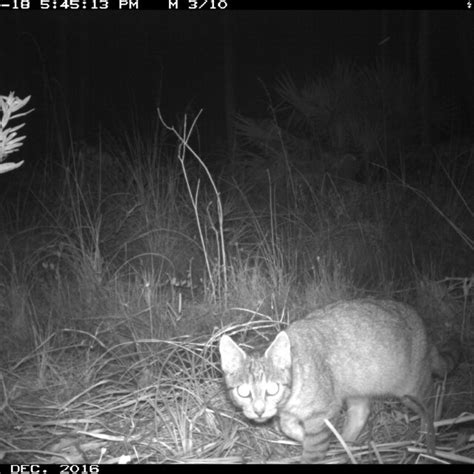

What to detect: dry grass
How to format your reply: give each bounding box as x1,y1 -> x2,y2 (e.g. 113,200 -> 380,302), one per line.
1,316 -> 472,464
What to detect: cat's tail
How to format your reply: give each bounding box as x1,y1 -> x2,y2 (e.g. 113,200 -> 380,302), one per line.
430,338 -> 462,378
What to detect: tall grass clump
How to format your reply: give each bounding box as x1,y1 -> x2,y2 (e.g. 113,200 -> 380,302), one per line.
158,110 -> 229,308
231,60 -> 471,293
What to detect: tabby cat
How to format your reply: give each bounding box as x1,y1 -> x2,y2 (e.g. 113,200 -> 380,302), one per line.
219,299 -> 458,463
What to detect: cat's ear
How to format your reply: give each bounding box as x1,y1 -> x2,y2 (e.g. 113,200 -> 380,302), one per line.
265,331 -> 291,369
219,335 -> 247,373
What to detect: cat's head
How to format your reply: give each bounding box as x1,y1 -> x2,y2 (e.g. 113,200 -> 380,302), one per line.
219,332 -> 292,422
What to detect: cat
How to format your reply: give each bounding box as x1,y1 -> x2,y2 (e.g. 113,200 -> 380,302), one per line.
219,299 -> 459,463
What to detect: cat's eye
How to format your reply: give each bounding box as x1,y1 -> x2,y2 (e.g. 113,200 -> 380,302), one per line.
236,384 -> 251,398
266,381 -> 280,396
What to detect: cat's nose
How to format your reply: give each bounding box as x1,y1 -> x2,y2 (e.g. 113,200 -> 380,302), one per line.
253,400 -> 265,417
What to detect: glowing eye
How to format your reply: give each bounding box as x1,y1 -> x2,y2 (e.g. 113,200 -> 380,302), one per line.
266,382 -> 280,396
236,384 -> 251,398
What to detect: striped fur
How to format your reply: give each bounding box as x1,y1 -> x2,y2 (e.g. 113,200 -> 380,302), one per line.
219,299 -> 459,463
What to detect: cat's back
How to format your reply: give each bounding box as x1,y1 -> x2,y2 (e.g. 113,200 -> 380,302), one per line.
285,299 -> 430,398
289,299 -> 426,348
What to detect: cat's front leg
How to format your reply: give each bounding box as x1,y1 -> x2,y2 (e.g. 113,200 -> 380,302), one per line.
279,411 -> 331,463
301,415 -> 332,463
279,411 -> 304,442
